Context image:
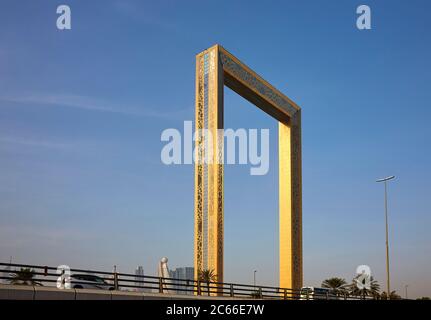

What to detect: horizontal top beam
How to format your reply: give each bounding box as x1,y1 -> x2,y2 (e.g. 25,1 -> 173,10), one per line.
198,44 -> 300,122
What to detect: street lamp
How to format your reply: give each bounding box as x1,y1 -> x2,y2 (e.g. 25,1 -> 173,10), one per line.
376,175 -> 395,300
253,270 -> 257,288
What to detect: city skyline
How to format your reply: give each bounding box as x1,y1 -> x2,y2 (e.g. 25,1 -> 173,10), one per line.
1,0 -> 430,298
169,266 -> 194,295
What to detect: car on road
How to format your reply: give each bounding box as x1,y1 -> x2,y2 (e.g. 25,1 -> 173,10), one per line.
70,274 -> 115,290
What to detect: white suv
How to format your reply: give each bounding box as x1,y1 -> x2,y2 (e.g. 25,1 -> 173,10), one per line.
70,274 -> 115,290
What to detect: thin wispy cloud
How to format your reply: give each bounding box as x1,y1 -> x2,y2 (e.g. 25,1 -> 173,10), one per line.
0,136 -> 69,149
0,93 -> 192,119
0,224 -> 97,249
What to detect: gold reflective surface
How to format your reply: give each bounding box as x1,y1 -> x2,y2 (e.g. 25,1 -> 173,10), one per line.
194,45 -> 302,291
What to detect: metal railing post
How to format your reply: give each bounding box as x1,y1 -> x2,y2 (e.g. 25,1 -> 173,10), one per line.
114,272 -> 119,291
283,289 -> 287,300
197,280 -> 201,296
113,265 -> 119,291
159,277 -> 164,293
230,284 -> 234,297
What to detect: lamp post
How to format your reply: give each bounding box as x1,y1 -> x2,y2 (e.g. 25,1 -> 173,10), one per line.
253,270 -> 257,288
376,175 -> 395,300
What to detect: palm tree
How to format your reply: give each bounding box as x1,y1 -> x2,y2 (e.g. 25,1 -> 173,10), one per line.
380,291 -> 402,300
10,268 -> 40,286
321,277 -> 349,296
349,275 -> 380,299
198,269 -> 217,296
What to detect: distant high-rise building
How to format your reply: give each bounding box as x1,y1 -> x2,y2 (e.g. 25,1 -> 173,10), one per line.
169,267 -> 194,295
135,266 -> 150,292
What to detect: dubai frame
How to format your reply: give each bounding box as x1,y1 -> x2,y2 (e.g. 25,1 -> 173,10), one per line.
194,44 -> 302,290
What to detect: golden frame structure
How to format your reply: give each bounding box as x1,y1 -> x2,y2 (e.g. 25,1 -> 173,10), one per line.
194,44 -> 302,290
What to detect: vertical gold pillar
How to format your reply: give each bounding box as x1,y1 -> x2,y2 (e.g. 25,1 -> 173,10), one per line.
279,111 -> 302,290
194,45 -> 224,286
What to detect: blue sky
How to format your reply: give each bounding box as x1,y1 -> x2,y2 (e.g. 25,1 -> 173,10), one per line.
0,0 -> 430,298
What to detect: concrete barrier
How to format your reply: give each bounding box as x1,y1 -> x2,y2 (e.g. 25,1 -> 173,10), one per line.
142,292 -> 175,300
75,288 -> 112,300
0,285 -> 10,300
0,284 -> 35,300
0,284 -> 247,300
34,286 -> 76,300
111,290 -> 144,300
